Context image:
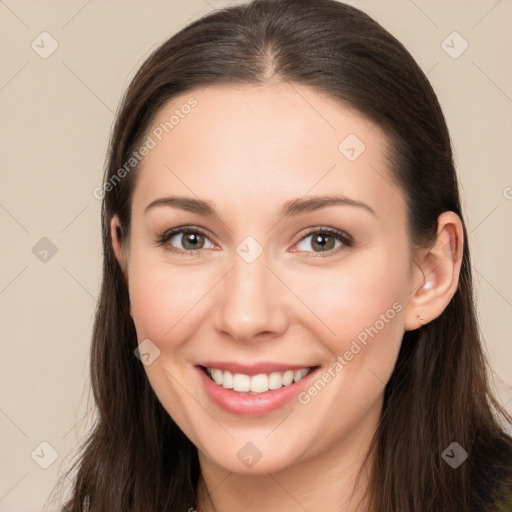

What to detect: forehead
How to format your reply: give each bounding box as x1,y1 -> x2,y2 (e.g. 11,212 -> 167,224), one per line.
132,82 -> 404,222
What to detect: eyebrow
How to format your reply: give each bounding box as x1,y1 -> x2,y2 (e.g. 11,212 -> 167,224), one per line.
144,194 -> 376,217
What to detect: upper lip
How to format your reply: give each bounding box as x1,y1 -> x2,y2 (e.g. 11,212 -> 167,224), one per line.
197,361 -> 317,376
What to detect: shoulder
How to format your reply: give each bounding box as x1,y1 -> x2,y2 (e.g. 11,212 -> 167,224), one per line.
488,476 -> 512,512
472,432 -> 512,512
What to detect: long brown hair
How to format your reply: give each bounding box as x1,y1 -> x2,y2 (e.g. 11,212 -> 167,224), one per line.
53,0 -> 512,510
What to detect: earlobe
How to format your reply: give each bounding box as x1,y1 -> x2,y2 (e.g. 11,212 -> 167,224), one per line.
404,211 -> 464,331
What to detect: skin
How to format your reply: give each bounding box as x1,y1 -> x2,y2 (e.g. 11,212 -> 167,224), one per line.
111,82 -> 463,512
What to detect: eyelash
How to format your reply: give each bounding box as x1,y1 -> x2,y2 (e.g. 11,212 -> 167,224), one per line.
156,225 -> 354,258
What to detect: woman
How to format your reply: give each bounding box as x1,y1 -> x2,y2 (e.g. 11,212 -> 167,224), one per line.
55,0 -> 512,510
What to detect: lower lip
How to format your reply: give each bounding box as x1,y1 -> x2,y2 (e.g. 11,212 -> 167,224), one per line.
196,366 -> 319,416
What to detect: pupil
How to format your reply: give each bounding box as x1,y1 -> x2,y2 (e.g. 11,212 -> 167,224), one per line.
184,232 -> 203,250
313,234 -> 333,251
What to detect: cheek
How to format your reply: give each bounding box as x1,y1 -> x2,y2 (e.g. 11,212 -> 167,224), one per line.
126,254 -> 218,426
127,253 -> 215,344
290,251 -> 409,352
286,251 -> 410,425
287,258 -> 407,444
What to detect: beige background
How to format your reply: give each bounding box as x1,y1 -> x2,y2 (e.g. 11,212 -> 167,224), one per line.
0,0 -> 511,510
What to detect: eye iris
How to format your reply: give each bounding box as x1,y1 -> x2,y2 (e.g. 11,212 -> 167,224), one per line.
182,232 -> 204,250
312,233 -> 334,252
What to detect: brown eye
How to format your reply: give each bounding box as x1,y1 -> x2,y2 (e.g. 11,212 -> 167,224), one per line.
310,233 -> 336,252
180,231 -> 206,250
294,228 -> 352,255
162,228 -> 215,253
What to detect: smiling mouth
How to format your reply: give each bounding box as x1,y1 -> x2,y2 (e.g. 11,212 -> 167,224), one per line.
199,365 -> 318,394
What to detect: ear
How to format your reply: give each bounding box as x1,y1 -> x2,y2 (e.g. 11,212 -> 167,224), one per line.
110,214 -> 128,277
403,211 -> 464,331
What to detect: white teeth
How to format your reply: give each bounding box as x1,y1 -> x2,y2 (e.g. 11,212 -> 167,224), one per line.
212,368 -> 223,385
294,369 -> 308,382
282,370 -> 294,386
268,372 -> 283,390
222,370 -> 234,389
250,373 -> 268,393
233,373 -> 250,392
206,367 -> 312,394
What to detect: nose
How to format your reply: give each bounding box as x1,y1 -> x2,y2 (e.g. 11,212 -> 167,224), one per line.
213,252 -> 290,343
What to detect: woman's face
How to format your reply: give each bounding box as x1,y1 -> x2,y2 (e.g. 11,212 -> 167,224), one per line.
116,83 -> 419,474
